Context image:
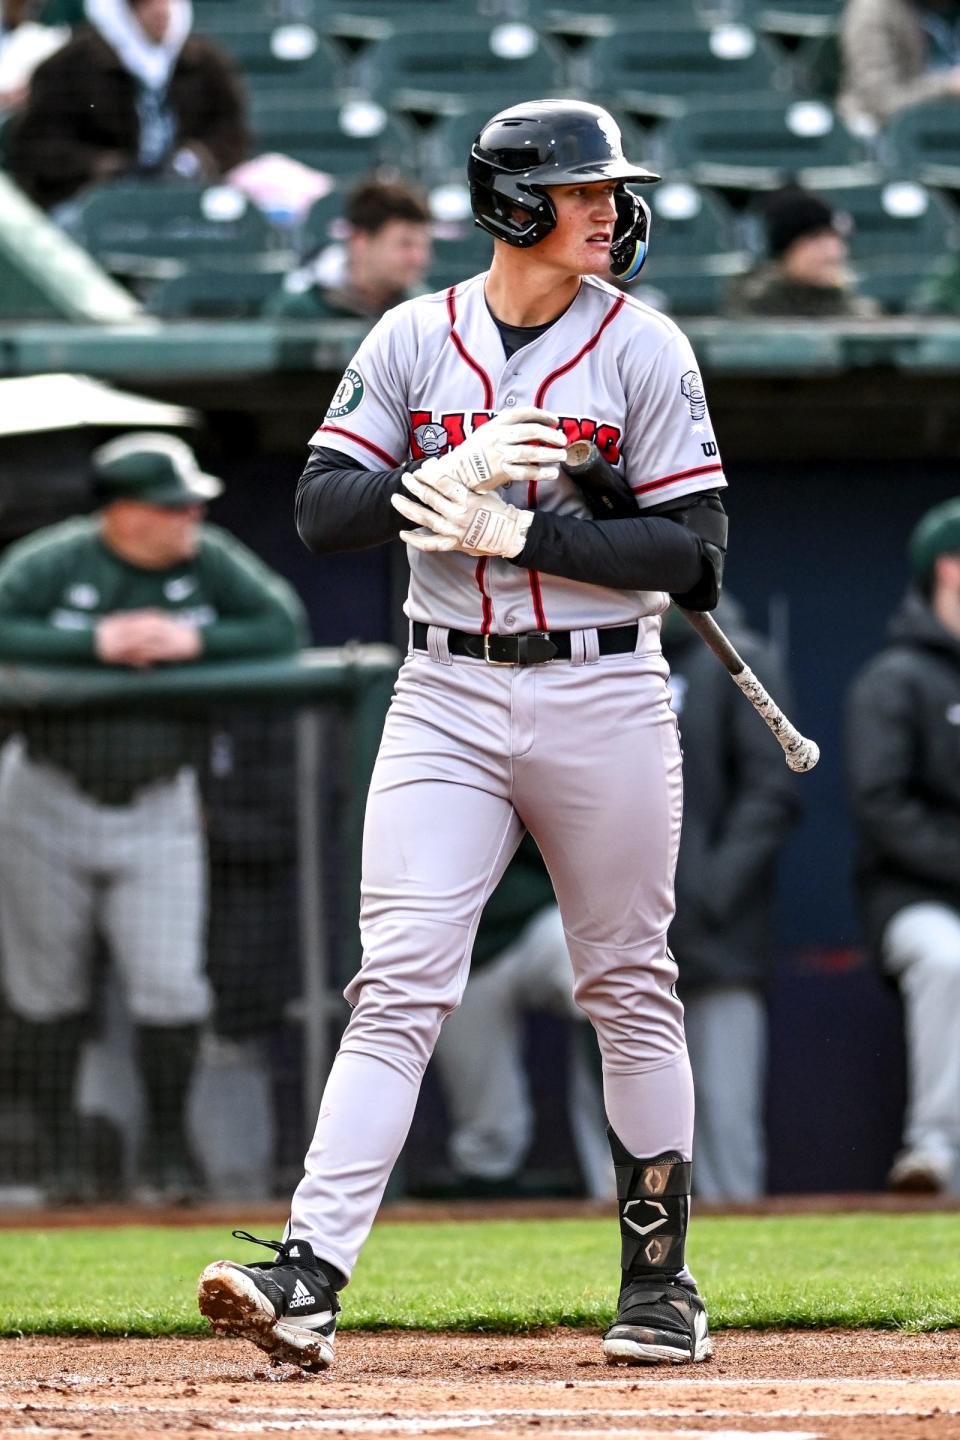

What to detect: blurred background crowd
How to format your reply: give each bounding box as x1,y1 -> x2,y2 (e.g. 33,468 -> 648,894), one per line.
0,0 -> 958,1212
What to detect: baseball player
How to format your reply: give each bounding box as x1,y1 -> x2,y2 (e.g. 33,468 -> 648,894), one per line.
0,433 -> 308,1203
199,98 -> 728,1369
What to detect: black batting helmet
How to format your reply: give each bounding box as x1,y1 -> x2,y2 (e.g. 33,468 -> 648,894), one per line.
468,98 -> 659,283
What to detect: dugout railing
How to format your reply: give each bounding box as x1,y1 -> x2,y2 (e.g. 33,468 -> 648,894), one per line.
0,644 -> 398,1207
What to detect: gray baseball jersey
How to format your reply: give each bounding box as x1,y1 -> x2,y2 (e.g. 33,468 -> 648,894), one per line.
311,274 -> 726,632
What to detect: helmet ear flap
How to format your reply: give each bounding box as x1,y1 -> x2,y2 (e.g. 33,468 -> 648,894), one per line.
470,165 -> 558,247
610,189 -> 651,283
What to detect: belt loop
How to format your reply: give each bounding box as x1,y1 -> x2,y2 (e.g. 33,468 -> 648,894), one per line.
583,627 -> 601,665
569,628 -> 587,667
634,616 -> 649,655
428,625 -> 452,665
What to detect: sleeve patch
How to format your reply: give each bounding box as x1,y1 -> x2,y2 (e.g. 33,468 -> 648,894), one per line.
326,367 -> 365,420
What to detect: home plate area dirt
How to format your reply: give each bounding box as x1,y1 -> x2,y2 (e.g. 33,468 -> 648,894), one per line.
2,1331 -> 960,1439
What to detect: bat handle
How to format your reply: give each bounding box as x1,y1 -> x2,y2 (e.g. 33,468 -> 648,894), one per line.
732,665 -> 821,773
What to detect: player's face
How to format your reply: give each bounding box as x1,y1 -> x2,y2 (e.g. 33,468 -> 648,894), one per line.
536,181 -> 619,277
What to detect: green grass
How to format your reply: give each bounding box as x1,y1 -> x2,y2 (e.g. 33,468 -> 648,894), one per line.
2,1213 -> 959,1337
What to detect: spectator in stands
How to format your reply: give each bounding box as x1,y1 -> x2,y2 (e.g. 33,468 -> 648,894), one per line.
839,0 -> 960,131
427,835 -> 611,1200
724,185 -> 880,319
662,597 -> 800,1200
0,0 -> 68,116
264,176 -> 432,321
7,0 -> 249,211
846,498 -> 960,1194
0,433 -> 307,1204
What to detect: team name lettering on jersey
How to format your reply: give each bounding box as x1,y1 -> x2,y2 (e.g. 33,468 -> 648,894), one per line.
409,412 -> 623,464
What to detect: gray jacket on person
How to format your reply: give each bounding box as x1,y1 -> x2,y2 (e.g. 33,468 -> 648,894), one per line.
846,588 -> 960,956
663,595 -> 801,992
839,0 -> 960,127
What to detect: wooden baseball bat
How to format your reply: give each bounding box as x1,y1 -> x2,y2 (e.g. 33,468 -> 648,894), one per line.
561,439 -> 820,773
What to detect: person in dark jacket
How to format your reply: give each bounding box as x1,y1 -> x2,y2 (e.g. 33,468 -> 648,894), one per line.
846,497 -> 960,1193
723,186 -> 880,320
8,0 -> 249,210
662,595 -> 801,1200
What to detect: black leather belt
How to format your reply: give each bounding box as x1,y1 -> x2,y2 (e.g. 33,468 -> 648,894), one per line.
412,621 -> 639,665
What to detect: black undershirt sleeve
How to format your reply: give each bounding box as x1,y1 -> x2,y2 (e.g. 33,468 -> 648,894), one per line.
512,503 -> 714,593
296,445 -> 720,595
295,446 -> 418,553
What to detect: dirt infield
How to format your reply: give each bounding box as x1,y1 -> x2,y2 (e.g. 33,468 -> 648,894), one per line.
2,1330 -> 959,1439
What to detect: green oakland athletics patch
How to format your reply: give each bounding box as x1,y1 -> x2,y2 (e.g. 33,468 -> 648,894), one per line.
327,367 -> 365,419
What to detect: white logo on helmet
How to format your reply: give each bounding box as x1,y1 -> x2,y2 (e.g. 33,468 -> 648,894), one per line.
595,112 -> 622,157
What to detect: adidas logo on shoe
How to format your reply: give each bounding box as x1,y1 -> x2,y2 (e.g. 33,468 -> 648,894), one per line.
289,1279 -> 316,1309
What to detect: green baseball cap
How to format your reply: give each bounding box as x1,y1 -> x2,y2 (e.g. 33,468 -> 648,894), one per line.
908,496 -> 960,583
92,432 -> 224,507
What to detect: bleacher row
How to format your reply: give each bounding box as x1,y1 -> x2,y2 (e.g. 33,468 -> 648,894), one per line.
14,0 -> 960,317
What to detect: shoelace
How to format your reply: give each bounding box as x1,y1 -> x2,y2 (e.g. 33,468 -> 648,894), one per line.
231,1229 -> 302,1270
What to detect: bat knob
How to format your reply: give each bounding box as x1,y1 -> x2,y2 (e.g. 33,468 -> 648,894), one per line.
787,739 -> 820,773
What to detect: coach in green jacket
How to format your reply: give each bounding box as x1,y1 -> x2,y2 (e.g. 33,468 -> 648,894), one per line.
0,432 -> 307,1204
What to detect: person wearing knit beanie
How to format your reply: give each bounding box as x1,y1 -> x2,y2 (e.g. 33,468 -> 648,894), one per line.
724,184 -> 880,318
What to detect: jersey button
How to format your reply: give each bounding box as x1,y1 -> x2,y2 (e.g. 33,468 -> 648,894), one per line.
504,395 -> 516,407
504,613 -> 517,628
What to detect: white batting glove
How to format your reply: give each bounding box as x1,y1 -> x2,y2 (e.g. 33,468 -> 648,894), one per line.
392,468 -> 534,558
419,406 -> 567,493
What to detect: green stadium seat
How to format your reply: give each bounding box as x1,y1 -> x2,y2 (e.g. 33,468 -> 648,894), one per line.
811,180 -> 959,261
880,100 -> 960,190
534,0 -> 744,26
248,96 -> 414,175
146,265 -> 289,318
854,256 -> 947,315
749,0 -> 841,39
359,21 -> 564,114
426,225 -> 495,290
656,97 -> 873,189
633,255 -> 751,315
195,17 -> 346,88
648,182 -> 742,258
328,0 -> 504,43
298,190 -> 348,257
59,182 -> 282,279
789,30 -> 842,101
587,22 -> 787,118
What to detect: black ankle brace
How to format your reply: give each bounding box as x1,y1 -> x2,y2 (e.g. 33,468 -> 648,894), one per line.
607,1127 -> 692,1278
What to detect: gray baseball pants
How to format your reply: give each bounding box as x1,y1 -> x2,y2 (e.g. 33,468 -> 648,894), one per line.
0,737 -> 210,1025
289,625 -> 694,1280
883,901 -> 960,1178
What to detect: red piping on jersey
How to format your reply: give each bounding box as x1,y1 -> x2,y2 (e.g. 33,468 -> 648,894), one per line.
525,478 -> 548,630
534,295 -> 626,408
447,287 -> 494,407
475,558 -> 493,634
631,462 -> 724,496
316,424 -> 401,468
